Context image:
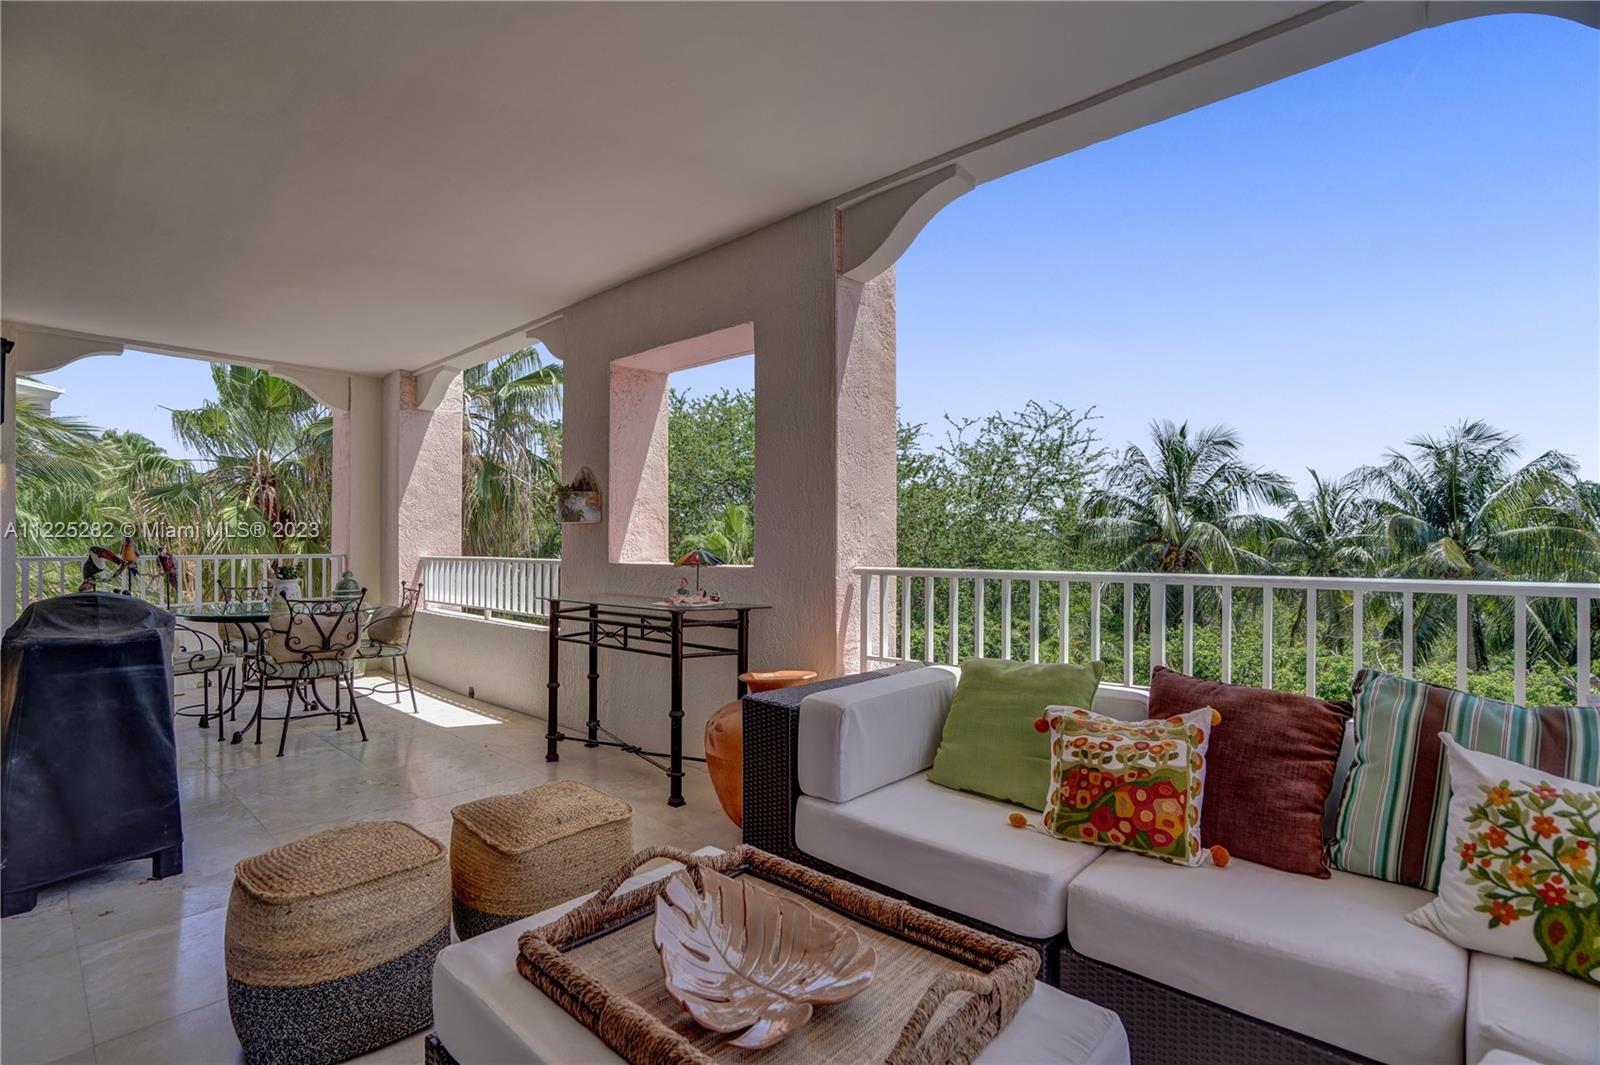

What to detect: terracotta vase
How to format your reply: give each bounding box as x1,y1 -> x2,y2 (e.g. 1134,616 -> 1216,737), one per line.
706,670 -> 818,828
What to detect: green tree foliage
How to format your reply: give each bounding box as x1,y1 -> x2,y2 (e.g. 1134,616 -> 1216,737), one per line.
667,387 -> 755,557
463,347 -> 563,558
167,365 -> 331,552
1086,420 -> 1293,573
898,402 -> 1105,570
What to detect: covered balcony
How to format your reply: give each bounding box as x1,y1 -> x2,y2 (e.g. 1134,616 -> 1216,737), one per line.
3,4 -> 1598,1065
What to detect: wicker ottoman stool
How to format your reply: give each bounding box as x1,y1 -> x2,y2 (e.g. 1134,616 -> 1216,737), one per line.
225,820 -> 449,1065
450,780 -> 632,939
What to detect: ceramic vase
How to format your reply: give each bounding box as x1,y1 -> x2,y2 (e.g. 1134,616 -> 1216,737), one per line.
705,670 -> 818,828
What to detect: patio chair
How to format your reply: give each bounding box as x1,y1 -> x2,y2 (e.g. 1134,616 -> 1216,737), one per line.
357,581 -> 422,713
256,592 -> 366,757
172,622 -> 237,741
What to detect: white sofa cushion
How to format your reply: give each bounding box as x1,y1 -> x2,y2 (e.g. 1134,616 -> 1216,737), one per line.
798,666 -> 956,803
1067,849 -> 1468,1065
796,772 -> 1101,940
1467,953 -> 1600,1065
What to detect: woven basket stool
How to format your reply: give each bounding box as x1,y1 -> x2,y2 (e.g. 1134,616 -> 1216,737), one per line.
225,820 -> 449,1065
450,780 -> 632,939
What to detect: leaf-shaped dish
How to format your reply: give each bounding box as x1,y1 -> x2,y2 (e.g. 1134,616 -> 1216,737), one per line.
652,865 -> 877,1049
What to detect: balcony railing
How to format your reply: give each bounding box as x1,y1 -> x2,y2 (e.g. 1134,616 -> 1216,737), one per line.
16,553 -> 347,612
856,566 -> 1599,707
420,555 -> 559,620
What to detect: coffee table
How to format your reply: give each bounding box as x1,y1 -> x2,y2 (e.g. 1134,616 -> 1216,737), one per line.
427,847 -> 1130,1064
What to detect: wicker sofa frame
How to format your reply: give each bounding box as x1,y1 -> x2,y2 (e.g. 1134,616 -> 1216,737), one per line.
740,667 -> 1375,1065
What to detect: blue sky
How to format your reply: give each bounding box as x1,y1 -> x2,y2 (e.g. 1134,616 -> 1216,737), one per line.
41,14 -> 1599,489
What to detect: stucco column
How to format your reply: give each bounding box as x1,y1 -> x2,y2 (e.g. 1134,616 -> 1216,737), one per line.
331,374 -> 384,598
379,371 -> 463,604
332,370 -> 461,606
833,266 -> 897,672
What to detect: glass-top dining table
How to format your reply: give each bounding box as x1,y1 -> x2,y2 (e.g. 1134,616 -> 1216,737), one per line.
173,599 -> 377,746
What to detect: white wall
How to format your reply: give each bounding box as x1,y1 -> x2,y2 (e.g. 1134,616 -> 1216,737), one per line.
534,204 -> 895,759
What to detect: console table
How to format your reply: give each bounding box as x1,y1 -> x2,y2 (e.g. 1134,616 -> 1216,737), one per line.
544,594 -> 769,807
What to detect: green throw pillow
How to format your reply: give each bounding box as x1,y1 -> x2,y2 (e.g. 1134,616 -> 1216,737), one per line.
929,657 -> 1105,810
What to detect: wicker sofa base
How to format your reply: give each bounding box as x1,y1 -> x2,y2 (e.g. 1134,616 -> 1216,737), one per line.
229,925 -> 447,1065
423,1033 -> 458,1065
1056,940 -> 1375,1065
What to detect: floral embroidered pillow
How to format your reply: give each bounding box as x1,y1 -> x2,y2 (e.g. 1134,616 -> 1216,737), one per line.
1040,705 -> 1221,867
1407,735 -> 1599,985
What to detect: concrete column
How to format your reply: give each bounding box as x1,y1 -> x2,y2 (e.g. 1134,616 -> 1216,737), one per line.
833,266 -> 897,672
331,375 -> 384,598
333,370 -> 461,606
381,371 -> 463,604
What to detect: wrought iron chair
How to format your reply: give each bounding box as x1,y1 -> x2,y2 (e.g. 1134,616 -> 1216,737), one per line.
356,582 -> 422,713
172,622 -> 238,741
254,592 -> 366,757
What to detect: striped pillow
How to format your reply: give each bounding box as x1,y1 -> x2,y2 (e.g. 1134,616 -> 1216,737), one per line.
1330,670 -> 1599,890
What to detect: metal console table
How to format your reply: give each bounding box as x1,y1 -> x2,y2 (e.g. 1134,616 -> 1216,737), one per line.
545,594 -> 768,807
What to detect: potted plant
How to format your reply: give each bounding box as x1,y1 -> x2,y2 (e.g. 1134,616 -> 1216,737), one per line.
557,467 -> 603,524
270,562 -> 303,602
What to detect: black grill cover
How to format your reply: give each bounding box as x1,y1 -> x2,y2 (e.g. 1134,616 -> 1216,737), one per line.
2,593 -> 181,908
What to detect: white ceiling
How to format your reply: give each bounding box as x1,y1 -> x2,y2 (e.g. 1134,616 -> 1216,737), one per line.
2,2 -> 1322,375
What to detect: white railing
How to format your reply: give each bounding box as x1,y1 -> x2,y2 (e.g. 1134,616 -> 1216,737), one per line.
420,555 -> 560,620
16,553 -> 346,612
856,566 -> 1600,707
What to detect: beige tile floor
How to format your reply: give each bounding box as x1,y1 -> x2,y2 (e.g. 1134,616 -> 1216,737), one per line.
0,678 -> 740,1065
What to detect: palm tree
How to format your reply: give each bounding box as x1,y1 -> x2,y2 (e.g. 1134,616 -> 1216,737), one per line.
462,347 -> 564,557
12,394 -> 105,557
1267,469 -> 1378,643
1085,420 -> 1293,573
167,365 -> 330,552
678,502 -> 754,565
1364,421 -> 1587,669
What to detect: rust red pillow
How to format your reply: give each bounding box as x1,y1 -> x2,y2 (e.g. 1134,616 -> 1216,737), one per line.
1148,667 -> 1351,877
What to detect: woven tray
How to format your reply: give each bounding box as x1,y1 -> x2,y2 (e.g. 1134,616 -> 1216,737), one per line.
515,845 -> 1038,1065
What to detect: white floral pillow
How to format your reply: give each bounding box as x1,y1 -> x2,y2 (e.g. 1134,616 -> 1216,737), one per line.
1407,734 -> 1599,985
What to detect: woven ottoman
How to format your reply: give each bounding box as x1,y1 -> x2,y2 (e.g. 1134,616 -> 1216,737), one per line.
225,820 -> 449,1065
450,780 -> 632,939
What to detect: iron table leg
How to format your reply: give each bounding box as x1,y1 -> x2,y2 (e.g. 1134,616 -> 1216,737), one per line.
668,611 -> 685,807
586,604 -> 600,747
545,599 -> 561,762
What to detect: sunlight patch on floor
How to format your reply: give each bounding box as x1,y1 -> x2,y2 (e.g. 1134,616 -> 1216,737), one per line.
351,679 -> 505,729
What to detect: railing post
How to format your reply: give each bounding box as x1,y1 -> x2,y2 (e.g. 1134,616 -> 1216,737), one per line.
948,577 -> 960,665
1305,587 -> 1317,696
1181,583 -> 1194,675
1121,581 -> 1134,687
1456,592 -> 1470,693
1059,581 -> 1070,664
1028,579 -> 1040,664
1150,579 -> 1166,676
1579,595 -> 1593,707
1262,587 -> 1274,690
1513,595 -> 1528,706
1089,581 -> 1102,664
1001,579 -> 1013,661
1221,583 -> 1233,684
1402,591 -> 1415,678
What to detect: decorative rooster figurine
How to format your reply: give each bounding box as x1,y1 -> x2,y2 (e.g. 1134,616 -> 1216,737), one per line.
157,545 -> 178,600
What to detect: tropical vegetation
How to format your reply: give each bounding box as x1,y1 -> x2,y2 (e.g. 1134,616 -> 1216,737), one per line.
14,364 -> 1599,704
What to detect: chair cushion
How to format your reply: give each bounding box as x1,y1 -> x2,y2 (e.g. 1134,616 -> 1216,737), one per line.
929,657 -> 1104,811
1467,952 -> 1600,1065
173,650 -> 235,675
797,666 -> 956,803
795,773 -> 1101,940
1067,849 -> 1467,1065
256,657 -> 351,678
1148,666 -> 1350,876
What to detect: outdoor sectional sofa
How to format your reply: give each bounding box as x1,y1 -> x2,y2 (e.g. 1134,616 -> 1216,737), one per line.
742,665 -> 1600,1065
